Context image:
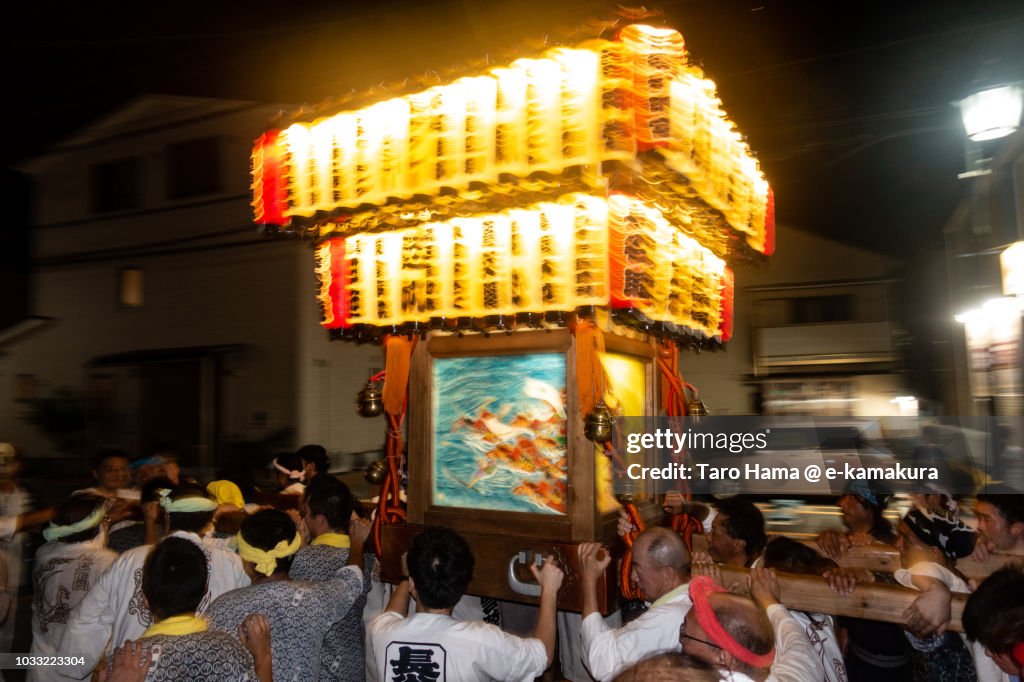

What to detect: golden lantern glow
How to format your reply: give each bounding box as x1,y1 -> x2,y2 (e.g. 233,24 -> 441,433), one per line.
262,22 -> 773,344
253,24 -> 772,254
314,193 -> 729,339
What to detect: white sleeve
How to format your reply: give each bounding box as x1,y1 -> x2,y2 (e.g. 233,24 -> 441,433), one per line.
765,604 -> 824,682
702,508 -> 718,535
579,605 -> 685,682
56,560 -> 120,679
484,628 -> 547,682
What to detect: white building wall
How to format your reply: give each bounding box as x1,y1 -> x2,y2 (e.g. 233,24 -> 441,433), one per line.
681,223 -> 899,415
296,267 -> 388,465
1,96 -> 316,460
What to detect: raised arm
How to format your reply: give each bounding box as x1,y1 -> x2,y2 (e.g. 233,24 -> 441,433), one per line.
529,555 -> 565,667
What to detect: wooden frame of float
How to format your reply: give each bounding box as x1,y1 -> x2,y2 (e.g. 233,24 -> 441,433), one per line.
406,328 -> 661,541
380,328 -> 662,611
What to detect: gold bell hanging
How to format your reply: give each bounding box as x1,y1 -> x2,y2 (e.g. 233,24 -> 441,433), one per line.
584,400 -> 614,443
364,459 -> 388,485
686,396 -> 709,420
357,381 -> 384,417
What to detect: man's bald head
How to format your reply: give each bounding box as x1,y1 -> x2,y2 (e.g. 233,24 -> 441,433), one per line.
638,527 -> 691,576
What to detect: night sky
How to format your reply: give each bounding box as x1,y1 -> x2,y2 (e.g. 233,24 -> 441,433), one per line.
3,0 -> 1023,326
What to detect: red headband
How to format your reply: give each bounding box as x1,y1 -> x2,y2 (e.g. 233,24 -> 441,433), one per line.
689,576 -> 776,670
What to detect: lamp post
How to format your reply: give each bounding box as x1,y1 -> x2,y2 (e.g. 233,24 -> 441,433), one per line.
958,83 -> 1023,142
951,80 -> 1024,421
956,82 -> 1022,179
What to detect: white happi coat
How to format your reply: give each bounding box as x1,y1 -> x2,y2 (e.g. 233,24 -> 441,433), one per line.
56,530 -> 249,679
369,611 -> 548,682
28,537 -> 117,682
579,582 -> 692,681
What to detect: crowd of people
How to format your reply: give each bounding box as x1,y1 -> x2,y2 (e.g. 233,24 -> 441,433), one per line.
1,441 -> 1022,681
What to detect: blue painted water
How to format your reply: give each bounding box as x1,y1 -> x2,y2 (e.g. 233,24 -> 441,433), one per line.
432,353 -> 568,515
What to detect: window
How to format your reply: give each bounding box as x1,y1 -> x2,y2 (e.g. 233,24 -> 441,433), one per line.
790,294 -> 852,324
165,137 -> 221,199
119,268 -> 144,308
91,157 -> 140,213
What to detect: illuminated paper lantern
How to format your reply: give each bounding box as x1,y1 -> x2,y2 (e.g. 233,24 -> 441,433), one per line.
254,22 -> 774,345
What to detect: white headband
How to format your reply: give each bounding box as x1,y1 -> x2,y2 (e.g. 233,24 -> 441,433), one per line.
272,458 -> 305,481
43,504 -> 105,542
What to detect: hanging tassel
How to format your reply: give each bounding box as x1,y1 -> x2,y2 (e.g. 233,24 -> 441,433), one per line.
370,335 -> 417,556
657,340 -> 687,417
573,319 -> 607,419
671,513 -> 704,552
619,501 -> 646,600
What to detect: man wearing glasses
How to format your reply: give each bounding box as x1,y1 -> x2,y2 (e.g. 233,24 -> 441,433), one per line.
680,567 -> 822,681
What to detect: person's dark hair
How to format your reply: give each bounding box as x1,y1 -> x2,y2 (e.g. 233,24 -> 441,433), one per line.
762,536 -> 838,575
166,482 -> 216,534
862,499 -> 896,542
304,474 -> 353,531
843,489 -> 896,542
976,484 -> 1024,526
93,448 -> 128,471
240,509 -> 298,575
407,526 -> 474,610
613,652 -> 717,682
984,607 -> 1024,658
275,451 -> 304,475
713,497 -> 767,562
963,564 -> 1024,651
297,444 -> 330,475
143,537 -> 208,620
140,476 -> 175,504
54,495 -> 106,544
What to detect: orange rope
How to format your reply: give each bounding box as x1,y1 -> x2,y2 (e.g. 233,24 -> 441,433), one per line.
370,336 -> 416,557
671,513 -> 704,552
657,340 -> 687,418
619,502 -> 646,600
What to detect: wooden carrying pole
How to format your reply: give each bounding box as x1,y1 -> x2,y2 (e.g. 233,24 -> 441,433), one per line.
692,535 -> 1022,581
714,566 -> 967,633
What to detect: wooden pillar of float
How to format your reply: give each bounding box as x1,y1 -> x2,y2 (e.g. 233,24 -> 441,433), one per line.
380,328 -> 662,614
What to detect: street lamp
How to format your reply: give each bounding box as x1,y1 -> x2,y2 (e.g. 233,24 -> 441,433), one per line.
950,77 -> 1023,417
958,82 -> 1023,142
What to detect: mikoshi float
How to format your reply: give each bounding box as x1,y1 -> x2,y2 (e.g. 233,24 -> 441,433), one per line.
252,21 -> 773,611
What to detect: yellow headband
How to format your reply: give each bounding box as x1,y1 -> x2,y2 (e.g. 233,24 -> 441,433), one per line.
236,532 -> 302,576
206,480 -> 245,508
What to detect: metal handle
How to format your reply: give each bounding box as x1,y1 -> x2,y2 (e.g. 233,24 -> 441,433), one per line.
507,550 -> 544,596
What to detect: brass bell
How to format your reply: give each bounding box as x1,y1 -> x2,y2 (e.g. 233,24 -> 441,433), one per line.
364,459 -> 388,485
357,381 -> 384,417
687,398 -> 708,420
584,400 -> 614,443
